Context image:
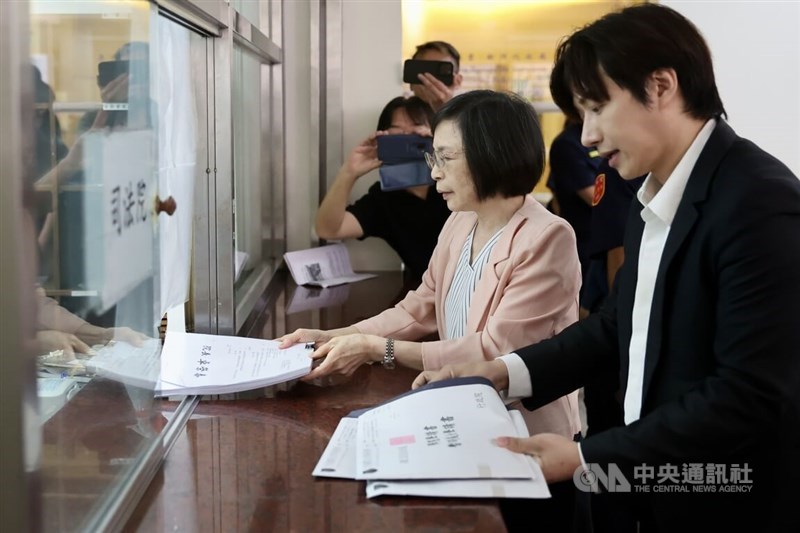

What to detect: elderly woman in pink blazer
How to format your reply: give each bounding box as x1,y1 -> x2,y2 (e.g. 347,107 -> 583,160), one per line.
280,91 -> 582,442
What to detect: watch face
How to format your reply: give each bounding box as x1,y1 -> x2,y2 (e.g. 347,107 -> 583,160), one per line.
383,359 -> 396,370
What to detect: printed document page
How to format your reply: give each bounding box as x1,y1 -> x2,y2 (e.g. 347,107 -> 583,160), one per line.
356,379 -> 536,480
365,411 -> 550,499
312,416 -> 359,479
158,332 -> 312,395
284,244 -> 376,288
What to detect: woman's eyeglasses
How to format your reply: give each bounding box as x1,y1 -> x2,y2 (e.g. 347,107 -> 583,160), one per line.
424,150 -> 463,170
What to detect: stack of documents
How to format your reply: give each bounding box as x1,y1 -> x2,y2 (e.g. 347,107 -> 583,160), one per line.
85,332 -> 312,395
156,332 -> 313,395
313,377 -> 550,499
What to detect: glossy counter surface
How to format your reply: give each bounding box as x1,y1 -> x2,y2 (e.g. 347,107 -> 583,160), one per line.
125,271 -> 506,532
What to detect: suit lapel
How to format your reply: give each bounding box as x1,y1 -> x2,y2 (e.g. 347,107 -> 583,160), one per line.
465,200 -> 531,332
640,121 -> 739,400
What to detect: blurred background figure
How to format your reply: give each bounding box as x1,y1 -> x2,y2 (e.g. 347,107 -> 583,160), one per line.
315,96 -> 450,285
408,40 -> 463,112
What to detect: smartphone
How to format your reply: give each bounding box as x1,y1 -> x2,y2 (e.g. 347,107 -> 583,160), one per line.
376,134 -> 433,165
97,60 -> 149,88
403,59 -> 454,86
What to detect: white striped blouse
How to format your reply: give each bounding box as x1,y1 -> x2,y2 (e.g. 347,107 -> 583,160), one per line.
443,224 -> 505,340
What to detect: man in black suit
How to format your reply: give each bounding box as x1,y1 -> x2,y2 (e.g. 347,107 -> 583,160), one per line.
413,5 -> 800,532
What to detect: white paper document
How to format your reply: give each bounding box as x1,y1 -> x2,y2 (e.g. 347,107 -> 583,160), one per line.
157,332 -> 312,395
312,416 -> 359,479
283,244 -> 376,288
86,338 -> 162,389
356,379 -> 535,480
313,378 -> 549,499
365,411 -> 550,499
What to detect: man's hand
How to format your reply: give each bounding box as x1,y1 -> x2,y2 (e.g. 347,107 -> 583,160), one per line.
100,73 -> 130,103
495,433 -> 581,483
413,73 -> 456,111
412,359 -> 510,391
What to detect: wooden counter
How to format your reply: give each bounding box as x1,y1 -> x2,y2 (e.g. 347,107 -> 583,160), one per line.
124,271 -> 507,532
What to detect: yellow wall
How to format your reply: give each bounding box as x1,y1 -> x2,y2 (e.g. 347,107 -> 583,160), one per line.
403,1 -> 639,69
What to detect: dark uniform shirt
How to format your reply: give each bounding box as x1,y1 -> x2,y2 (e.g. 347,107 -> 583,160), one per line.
547,122 -> 599,275
582,161 -> 646,311
346,181 -> 450,282
588,161 -> 646,258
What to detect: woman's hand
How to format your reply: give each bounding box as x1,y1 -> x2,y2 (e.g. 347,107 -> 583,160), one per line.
411,124 -> 432,138
36,330 -> 91,357
74,324 -> 148,347
343,133 -> 382,179
108,327 -> 149,346
303,334 -> 384,380
277,328 -> 333,349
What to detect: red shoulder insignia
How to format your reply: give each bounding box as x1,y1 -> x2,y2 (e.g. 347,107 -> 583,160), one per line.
592,173 -> 606,206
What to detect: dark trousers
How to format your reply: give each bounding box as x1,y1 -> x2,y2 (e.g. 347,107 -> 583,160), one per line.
582,371 -> 635,533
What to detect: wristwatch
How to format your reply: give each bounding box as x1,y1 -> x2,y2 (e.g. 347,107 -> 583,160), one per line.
382,338 -> 396,370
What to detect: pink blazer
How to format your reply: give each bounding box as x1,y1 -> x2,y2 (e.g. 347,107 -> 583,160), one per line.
354,195 -> 583,437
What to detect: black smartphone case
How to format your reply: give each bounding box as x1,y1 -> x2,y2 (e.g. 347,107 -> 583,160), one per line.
402,59 -> 454,86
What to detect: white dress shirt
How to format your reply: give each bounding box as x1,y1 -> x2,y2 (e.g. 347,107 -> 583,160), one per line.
498,119 -> 717,458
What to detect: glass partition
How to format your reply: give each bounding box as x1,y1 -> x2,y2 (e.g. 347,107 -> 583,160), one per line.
232,42 -> 270,314
231,34 -> 281,332
25,1 -> 206,529
4,0 -> 285,527
231,0 -> 261,23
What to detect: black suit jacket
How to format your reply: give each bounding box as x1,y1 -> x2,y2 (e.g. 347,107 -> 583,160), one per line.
518,121 -> 800,532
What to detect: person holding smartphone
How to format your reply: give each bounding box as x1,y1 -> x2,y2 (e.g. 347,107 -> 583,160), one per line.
408,40 -> 464,112
77,41 -> 151,134
315,96 -> 450,284
284,91 -> 584,531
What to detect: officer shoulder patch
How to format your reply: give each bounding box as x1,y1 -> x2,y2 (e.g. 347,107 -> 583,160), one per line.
592,173 -> 606,206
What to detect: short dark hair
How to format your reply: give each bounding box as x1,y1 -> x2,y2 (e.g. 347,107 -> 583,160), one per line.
432,90 -> 545,200
550,4 -> 726,121
413,41 -> 461,73
376,96 -> 434,131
